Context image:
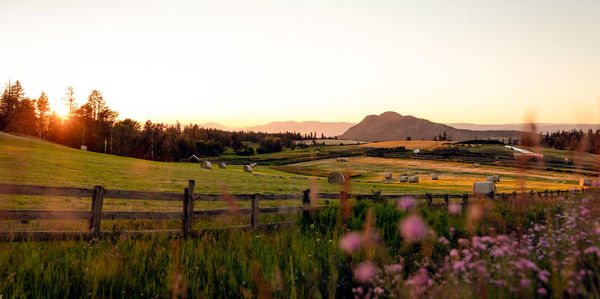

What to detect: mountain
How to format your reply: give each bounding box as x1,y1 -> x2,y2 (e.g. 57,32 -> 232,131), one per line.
448,123 -> 600,134
200,121 -> 355,137
339,112 -> 519,142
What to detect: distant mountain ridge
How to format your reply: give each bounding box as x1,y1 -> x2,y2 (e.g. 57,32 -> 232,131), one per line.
448,123 -> 600,134
200,121 -> 355,137
339,111 -> 519,142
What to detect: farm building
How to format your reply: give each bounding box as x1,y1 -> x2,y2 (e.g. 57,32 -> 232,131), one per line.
187,155 -> 200,163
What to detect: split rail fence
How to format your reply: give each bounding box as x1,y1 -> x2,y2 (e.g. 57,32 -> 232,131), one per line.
0,182 -> 585,241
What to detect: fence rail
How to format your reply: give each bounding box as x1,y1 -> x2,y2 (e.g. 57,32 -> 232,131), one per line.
0,182 -> 586,241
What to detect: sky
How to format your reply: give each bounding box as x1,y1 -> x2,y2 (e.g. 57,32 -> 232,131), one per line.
1,0 -> 599,126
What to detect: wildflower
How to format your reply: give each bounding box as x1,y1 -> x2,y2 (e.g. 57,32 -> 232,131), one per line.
538,270 -> 550,283
438,236 -> 450,245
399,215 -> 428,242
397,197 -> 416,211
448,203 -> 462,215
520,278 -> 531,287
452,261 -> 466,272
584,246 -> 600,256
537,288 -> 547,295
450,249 -> 459,258
354,262 -> 377,283
373,287 -> 384,295
384,264 -> 402,274
339,232 -> 362,254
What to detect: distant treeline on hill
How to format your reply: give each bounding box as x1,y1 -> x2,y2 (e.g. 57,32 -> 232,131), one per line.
0,81 -> 318,161
538,130 -> 600,153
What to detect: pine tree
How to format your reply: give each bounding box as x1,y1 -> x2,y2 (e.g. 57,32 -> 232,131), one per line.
0,80 -> 25,129
36,92 -> 50,138
62,86 -> 76,118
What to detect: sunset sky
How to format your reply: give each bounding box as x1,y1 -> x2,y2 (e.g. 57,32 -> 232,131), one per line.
1,0 -> 599,126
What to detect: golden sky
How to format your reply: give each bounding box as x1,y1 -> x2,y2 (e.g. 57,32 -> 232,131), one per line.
1,0 -> 599,126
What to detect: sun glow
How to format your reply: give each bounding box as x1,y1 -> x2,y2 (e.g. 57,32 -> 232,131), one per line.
51,99 -> 69,119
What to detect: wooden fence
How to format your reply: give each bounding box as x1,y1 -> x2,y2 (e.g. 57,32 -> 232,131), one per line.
0,182 -> 585,241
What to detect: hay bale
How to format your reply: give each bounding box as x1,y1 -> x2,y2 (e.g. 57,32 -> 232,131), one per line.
250,163 -> 258,168
384,173 -> 393,180
328,172 -> 346,185
201,160 -> 212,169
431,174 -> 438,180
80,145 -> 87,151
336,158 -> 349,162
473,163 -> 480,167
399,176 -> 408,182
218,162 -> 226,169
408,176 -> 419,183
473,181 -> 497,195
244,165 -> 253,173
580,178 -> 592,187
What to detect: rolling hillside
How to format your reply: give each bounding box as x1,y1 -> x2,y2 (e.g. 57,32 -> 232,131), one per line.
339,111 -> 519,142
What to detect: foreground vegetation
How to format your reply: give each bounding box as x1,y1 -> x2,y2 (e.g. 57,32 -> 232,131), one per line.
2,190 -> 599,297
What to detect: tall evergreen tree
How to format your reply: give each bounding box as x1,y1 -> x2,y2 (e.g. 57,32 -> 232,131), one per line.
62,86 -> 76,118
36,92 -> 50,138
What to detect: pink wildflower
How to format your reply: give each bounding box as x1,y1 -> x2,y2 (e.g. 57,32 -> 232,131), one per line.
448,203 -> 462,215
537,288 -> 547,295
339,232 -> 362,255
354,261 -> 377,283
397,197 -> 416,211
399,215 -> 428,242
438,236 -> 450,245
520,278 -> 531,287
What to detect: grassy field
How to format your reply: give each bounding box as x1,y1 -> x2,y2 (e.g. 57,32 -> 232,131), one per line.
277,156 -> 589,194
0,132 -> 591,201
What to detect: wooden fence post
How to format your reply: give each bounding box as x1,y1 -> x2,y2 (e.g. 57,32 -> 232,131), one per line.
251,194 -> 259,229
182,180 -> 194,237
426,193 -> 432,207
444,194 -> 449,208
302,189 -> 311,220
90,185 -> 104,237
462,193 -> 469,209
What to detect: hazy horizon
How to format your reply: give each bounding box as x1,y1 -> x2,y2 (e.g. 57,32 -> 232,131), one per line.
2,0 -> 599,127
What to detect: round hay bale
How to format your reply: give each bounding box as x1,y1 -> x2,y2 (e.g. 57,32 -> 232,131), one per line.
580,178 -> 592,187
384,173 -> 393,180
486,176 -> 499,183
431,173 -> 438,180
218,162 -> 226,169
328,172 -> 346,185
473,181 -> 496,195
473,163 -> 480,167
80,145 -> 87,151
408,176 -> 419,183
243,165 -> 253,173
399,176 -> 408,182
201,160 -> 212,169
413,149 -> 420,154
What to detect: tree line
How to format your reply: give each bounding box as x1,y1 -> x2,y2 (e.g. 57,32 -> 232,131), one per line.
0,81 -> 305,161
539,129 -> 600,153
